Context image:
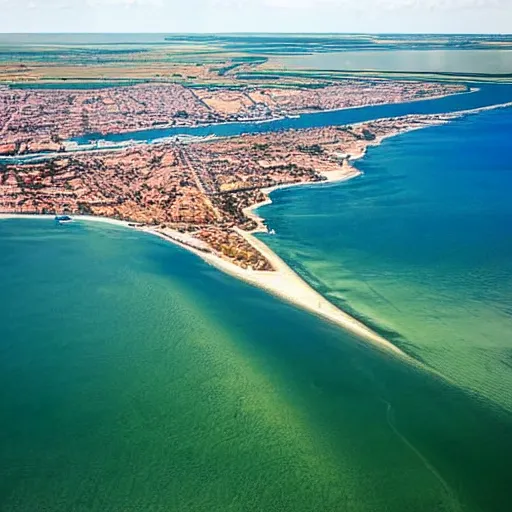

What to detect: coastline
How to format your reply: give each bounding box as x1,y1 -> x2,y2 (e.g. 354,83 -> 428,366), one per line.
243,162 -> 363,234
0,85 -> 475,165
292,84 -> 477,116
4,101 -> 512,364
241,109 -> 454,236
0,211 -> 406,359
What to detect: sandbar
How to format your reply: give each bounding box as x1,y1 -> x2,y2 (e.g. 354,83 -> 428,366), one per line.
0,212 -> 406,359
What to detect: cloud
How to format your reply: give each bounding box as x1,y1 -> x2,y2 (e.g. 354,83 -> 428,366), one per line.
0,0 -> 509,31
212,0 -> 507,9
3,0 -> 165,7
374,0 -> 506,9
2,0 -> 507,11
86,0 -> 163,6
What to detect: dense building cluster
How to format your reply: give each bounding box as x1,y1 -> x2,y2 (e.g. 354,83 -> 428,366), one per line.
0,113 -> 453,269
0,81 -> 464,155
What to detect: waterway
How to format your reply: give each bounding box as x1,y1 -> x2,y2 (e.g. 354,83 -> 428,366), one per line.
72,83 -> 512,144
3,83 -> 512,166
2,83 -> 512,512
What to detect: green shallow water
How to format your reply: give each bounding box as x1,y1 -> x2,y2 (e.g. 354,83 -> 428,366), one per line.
1,219 -> 512,511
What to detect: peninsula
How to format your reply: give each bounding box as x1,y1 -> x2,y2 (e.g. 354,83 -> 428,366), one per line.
0,81 -> 464,156
1,112 -> 459,273
0,75 -> 477,354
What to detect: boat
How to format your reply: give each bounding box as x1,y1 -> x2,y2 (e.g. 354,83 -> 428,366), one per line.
55,215 -> 73,224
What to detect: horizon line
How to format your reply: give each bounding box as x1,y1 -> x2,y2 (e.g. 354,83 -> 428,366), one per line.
1,31 -> 511,36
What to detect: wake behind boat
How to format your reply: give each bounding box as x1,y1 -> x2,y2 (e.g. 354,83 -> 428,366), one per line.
55,215 -> 73,224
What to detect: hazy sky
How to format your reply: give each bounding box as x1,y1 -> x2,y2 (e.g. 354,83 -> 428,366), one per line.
0,0 -> 510,34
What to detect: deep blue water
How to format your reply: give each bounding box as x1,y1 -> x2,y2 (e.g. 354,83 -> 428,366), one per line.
257,106 -> 512,412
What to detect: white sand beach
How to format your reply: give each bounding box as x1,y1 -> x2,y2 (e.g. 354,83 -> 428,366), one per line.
0,212 -> 406,359
6,103 -> 511,362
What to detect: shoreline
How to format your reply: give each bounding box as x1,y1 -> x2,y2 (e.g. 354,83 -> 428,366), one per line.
0,85 -> 477,165
241,111 -> 457,236
291,84 -> 477,116
243,162 -> 363,234
3,100 -> 512,363
0,212 -> 407,359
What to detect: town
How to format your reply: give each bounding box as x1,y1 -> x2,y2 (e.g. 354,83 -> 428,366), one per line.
0,113 -> 455,270
0,80 -> 464,155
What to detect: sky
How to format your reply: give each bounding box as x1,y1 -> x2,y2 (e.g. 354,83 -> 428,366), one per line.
0,0 -> 511,34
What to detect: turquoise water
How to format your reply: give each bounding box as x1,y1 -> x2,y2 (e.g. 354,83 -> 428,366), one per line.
257,106 -> 512,413
1,219 -> 512,511
2,33 -> 512,509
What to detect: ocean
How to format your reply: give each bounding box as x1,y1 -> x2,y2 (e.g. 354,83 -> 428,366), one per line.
258,106 -> 512,414
0,218 -> 511,511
